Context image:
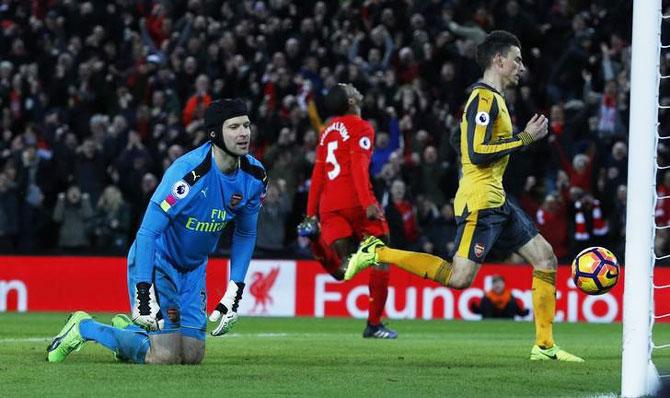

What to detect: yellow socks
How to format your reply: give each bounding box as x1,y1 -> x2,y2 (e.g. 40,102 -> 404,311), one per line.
376,247 -> 452,285
532,270 -> 556,348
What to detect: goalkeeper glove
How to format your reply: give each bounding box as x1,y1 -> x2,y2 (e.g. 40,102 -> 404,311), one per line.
297,216 -> 320,239
131,282 -> 163,331
209,281 -> 245,336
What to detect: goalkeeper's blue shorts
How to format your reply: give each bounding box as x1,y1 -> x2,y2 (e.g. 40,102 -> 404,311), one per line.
127,255 -> 207,341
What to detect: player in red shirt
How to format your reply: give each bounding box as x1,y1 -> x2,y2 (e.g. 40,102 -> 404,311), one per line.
299,83 -> 396,339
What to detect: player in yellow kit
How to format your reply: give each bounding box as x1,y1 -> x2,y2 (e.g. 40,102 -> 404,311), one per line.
346,30 -> 583,362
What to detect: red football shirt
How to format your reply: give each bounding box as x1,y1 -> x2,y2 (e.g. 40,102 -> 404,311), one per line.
307,114 -> 378,215
393,200 -> 419,243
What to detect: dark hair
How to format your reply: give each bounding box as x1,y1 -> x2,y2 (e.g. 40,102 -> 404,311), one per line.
476,30 -> 521,70
324,84 -> 350,116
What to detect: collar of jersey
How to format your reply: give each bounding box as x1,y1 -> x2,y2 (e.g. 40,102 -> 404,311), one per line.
211,151 -> 240,181
468,81 -> 502,96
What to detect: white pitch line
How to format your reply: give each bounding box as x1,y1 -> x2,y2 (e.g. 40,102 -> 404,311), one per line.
211,332 -> 345,339
0,332 -> 349,344
0,337 -> 51,343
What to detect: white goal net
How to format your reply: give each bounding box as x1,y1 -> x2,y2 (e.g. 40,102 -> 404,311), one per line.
621,0 -> 662,396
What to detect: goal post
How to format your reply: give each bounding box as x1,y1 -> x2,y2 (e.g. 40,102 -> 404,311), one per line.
621,0 -> 662,396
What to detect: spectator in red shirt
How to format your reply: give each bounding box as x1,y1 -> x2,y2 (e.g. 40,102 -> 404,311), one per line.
396,47 -> 419,84
182,74 -> 211,126
385,179 -> 421,251
550,135 -> 595,192
145,4 -> 168,48
519,176 -> 542,220
536,193 -> 569,262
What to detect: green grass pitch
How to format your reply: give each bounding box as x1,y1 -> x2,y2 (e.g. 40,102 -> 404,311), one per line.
1,313 -> 669,397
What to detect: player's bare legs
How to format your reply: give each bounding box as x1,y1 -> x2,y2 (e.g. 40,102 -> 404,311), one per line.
131,332 -> 205,364
516,234 -> 556,272
181,335 -> 205,365
144,333 -> 182,364
448,256 -> 481,289
517,234 -> 583,362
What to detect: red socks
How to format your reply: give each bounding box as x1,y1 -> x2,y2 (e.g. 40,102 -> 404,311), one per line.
309,236 -> 342,277
310,237 -> 389,325
368,268 -> 389,325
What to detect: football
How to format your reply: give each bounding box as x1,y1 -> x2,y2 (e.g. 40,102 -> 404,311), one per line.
571,246 -> 620,295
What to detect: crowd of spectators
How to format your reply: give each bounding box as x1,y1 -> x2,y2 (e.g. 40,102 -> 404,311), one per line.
0,0 -> 647,263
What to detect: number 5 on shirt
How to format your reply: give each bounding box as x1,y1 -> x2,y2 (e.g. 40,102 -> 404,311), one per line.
326,141 -> 340,180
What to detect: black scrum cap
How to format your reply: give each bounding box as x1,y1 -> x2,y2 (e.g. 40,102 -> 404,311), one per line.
204,99 -> 248,156
204,99 -> 248,134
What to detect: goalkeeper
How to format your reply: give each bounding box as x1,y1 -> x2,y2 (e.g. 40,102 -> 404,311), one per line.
47,99 -> 267,364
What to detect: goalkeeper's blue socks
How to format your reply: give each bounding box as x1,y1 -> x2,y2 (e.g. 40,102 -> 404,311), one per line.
79,319 -> 150,363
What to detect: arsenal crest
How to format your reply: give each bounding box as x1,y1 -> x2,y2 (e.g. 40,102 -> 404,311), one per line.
230,193 -> 243,208
167,307 -> 180,323
474,243 -> 485,258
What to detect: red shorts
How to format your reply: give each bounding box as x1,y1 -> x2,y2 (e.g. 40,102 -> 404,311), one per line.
319,206 -> 389,246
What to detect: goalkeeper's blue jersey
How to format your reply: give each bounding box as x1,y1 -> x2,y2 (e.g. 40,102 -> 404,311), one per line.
129,142 -> 267,272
